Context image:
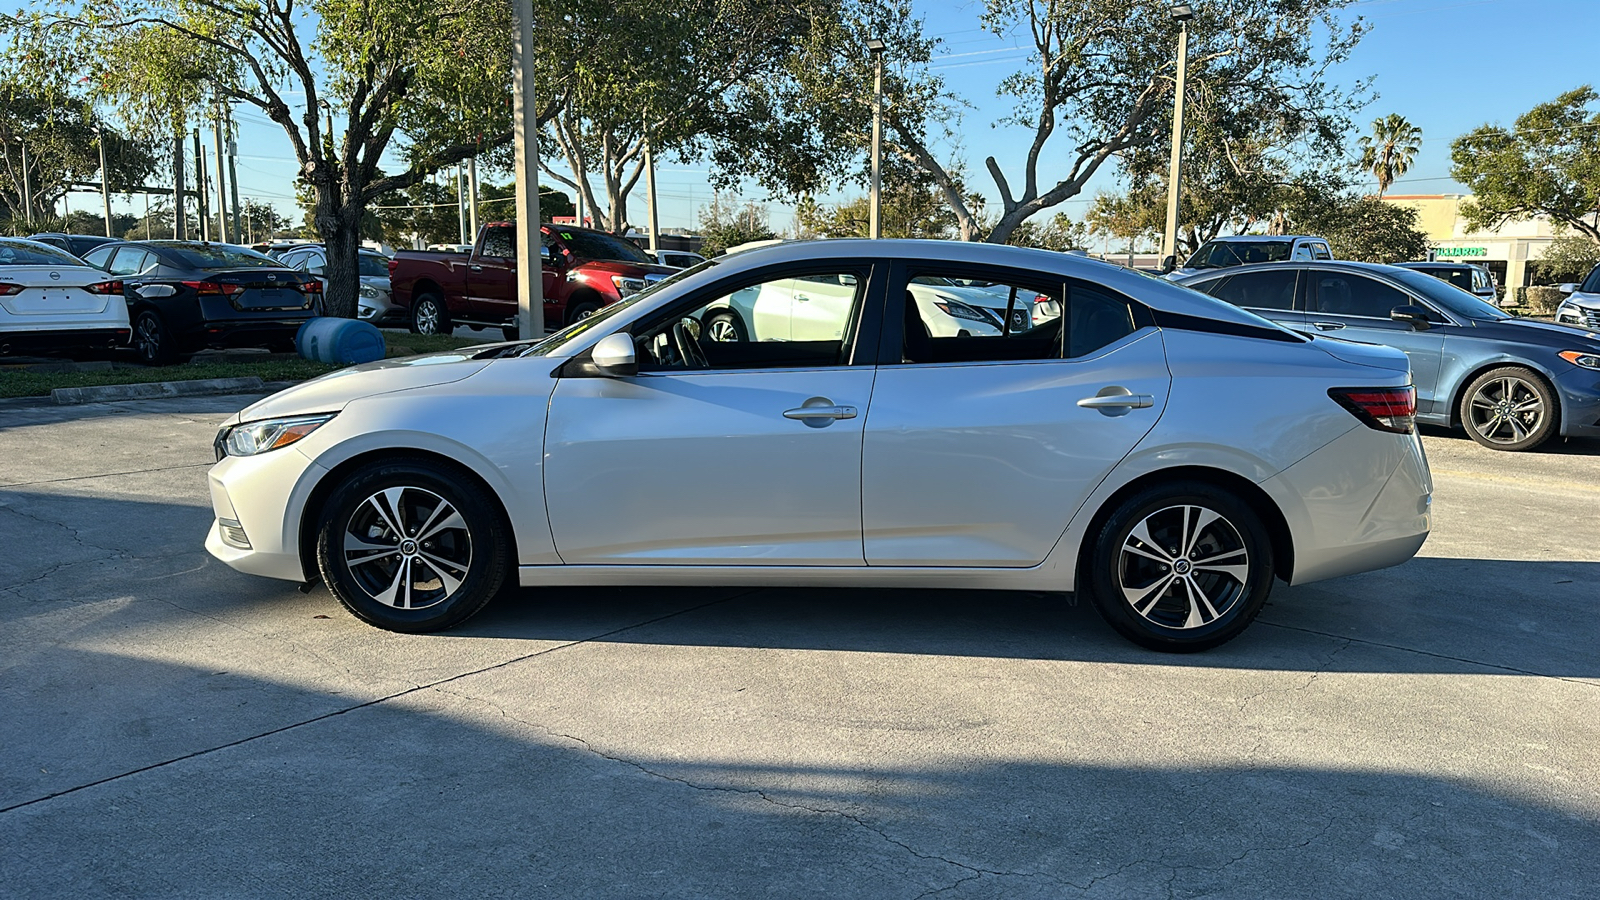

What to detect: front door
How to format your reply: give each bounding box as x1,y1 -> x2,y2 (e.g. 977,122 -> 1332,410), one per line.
1305,270 -> 1447,415
468,224 -> 516,321
862,266 -> 1170,567
543,262 -> 880,565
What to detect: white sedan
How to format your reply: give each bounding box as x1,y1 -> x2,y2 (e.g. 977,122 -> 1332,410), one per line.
0,238 -> 130,357
205,240 -> 1431,652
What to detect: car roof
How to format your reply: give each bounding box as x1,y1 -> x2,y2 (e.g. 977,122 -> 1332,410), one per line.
1202,235 -> 1322,243
1176,259 -> 1424,282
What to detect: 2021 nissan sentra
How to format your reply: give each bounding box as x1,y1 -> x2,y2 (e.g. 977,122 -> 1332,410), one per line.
1179,261 -> 1600,451
0,237 -> 130,357
206,241 -> 1432,652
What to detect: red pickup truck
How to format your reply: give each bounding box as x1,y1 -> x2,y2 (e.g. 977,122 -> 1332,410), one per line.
388,222 -> 675,338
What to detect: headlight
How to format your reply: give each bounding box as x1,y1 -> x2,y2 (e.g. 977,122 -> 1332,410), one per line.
1559,350 -> 1600,369
611,275 -> 647,298
359,284 -> 380,299
933,297 -> 990,323
220,414 -> 335,457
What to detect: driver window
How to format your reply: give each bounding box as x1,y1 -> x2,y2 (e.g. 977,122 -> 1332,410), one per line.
634,269 -> 866,371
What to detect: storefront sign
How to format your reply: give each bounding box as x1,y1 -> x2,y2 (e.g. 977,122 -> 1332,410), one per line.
1436,246 -> 1488,258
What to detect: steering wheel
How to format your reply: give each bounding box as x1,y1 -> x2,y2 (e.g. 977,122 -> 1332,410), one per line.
670,319 -> 709,369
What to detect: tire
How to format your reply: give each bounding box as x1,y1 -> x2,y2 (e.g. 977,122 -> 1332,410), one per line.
1459,366 -> 1557,451
702,310 -> 746,343
315,459 -> 510,633
1083,481 -> 1274,653
566,300 -> 602,326
411,293 -> 449,335
132,309 -> 177,366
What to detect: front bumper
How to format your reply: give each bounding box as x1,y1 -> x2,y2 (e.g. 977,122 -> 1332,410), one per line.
204,447 -> 328,582
1554,364 -> 1600,437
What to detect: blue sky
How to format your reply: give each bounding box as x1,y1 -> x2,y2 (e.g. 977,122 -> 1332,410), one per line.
31,0 -> 1600,237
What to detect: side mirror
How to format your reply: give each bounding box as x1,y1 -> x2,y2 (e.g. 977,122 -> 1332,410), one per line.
1160,255 -> 1177,274
1559,283 -> 1577,295
1390,305 -> 1433,331
591,332 -> 637,377
308,264 -> 325,276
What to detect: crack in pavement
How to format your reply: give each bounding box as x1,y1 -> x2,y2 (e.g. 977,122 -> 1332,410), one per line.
0,592 -> 748,816
1158,818 -> 1341,900
0,461 -> 213,490
1235,638 -> 1353,712
433,684 -> 1075,898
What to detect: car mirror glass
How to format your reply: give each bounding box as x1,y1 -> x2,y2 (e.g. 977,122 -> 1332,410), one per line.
1389,305 -> 1432,331
591,332 -> 638,377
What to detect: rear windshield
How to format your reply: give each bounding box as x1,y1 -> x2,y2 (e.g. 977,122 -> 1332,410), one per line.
557,230 -> 653,264
0,238 -> 84,266
157,244 -> 282,270
1185,240 -> 1292,269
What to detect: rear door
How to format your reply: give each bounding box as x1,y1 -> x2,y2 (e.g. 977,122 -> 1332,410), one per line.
861,262 -> 1169,567
1306,269 -> 1448,414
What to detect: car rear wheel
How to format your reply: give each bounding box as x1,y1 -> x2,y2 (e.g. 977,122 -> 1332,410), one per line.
411,293 -> 448,335
133,309 -> 177,366
1084,481 -> 1274,653
1460,367 -> 1556,451
315,459 -> 510,632
703,310 -> 746,343
566,300 -> 602,326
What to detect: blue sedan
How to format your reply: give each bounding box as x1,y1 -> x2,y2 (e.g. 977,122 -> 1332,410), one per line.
1179,261 -> 1600,451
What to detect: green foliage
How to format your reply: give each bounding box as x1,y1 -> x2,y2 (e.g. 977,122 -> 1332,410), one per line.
1530,234 -> 1600,284
1452,87 -> 1600,243
0,78 -> 158,222
1357,114 -> 1422,198
1004,213 -> 1089,252
1283,193 -> 1429,263
697,194 -> 776,256
795,161 -> 958,239
476,182 -> 576,222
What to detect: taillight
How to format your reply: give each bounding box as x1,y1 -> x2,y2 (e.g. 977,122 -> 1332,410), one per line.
387,258 -> 399,275
1329,386 -> 1416,434
182,280 -> 244,296
82,280 -> 124,295
300,280 -> 323,293
0,283 -> 22,296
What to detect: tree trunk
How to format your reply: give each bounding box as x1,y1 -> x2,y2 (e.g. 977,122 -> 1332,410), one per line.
313,182 -> 362,318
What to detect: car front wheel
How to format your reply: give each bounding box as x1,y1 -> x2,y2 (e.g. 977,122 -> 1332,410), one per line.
315,459 -> 510,632
1460,366 -> 1556,451
1084,481 -> 1274,652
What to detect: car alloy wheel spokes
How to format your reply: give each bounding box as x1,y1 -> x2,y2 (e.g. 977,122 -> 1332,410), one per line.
417,302 -> 438,334
1118,504 -> 1249,630
1469,377 -> 1543,444
137,319 -> 159,358
707,319 -> 738,342
343,486 -> 472,611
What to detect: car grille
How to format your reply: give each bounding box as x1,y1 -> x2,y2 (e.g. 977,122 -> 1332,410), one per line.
1559,307 -> 1600,330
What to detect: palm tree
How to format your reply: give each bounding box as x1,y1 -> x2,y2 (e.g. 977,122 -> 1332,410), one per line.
1358,114 -> 1423,199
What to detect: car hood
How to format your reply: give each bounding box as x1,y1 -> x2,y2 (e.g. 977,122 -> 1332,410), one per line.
1308,335 -> 1412,374
575,259 -> 677,278
1471,316 -> 1600,348
1561,292 -> 1600,310
228,348 -> 495,424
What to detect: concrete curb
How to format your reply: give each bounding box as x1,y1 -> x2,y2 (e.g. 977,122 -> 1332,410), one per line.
50,377 -> 267,406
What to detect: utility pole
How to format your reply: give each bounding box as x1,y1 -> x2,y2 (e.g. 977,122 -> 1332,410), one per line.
511,0 -> 544,339
1161,4 -> 1195,267
213,104 -> 229,243
19,142 -> 33,225
867,38 -> 886,240
468,155 -> 480,236
192,128 -> 209,240
456,163 -> 469,243
143,194 -> 150,240
172,127 -> 187,240
644,133 -> 659,253
227,110 -> 242,239
96,127 -> 113,237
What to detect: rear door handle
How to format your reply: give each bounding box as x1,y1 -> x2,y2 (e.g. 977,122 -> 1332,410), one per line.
1312,321 -> 1345,331
1077,386 -> 1153,417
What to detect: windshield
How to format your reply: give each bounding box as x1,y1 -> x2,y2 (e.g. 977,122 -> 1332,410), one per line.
515,256 -> 719,357
557,229 -> 654,264
359,254 -> 391,277
0,238 -> 86,266
154,244 -> 283,270
1386,267 -> 1511,320
1184,240 -> 1293,269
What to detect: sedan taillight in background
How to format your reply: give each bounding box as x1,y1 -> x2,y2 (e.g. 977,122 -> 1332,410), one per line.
300,280 -> 323,294
0,283 -> 22,296
1329,386 -> 1417,434
182,280 -> 245,296
82,280 -> 124,295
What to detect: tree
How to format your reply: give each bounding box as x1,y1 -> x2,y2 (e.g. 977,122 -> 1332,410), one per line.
795,159 -> 958,239
1004,213 -> 1089,252
698,194 -> 776,256
1530,234 -> 1600,285
1280,191 -> 1429,263
476,181 -> 575,222
13,0 -> 576,316
1357,114 -> 1422,199
1451,87 -> 1600,243
0,78 -> 157,224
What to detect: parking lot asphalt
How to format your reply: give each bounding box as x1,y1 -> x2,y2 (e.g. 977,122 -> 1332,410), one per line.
1,394 -> 1596,898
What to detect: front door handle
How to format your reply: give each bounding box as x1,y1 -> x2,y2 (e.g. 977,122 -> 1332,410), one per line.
469,264 -> 483,271
794,294 -> 811,302
783,396 -> 858,428
1077,386 -> 1154,417
1312,321 -> 1345,331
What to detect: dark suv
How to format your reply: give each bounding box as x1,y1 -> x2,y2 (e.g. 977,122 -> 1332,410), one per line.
1396,261 -> 1499,305
83,241 -> 320,364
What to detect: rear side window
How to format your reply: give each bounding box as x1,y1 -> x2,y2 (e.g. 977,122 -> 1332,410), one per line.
108,247 -> 152,276
1207,269 -> 1298,311
1312,272 -> 1409,319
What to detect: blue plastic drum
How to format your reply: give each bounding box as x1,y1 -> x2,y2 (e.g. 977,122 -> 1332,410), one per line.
295,317 -> 386,365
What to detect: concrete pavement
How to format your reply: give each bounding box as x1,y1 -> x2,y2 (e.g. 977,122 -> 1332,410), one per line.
1,398 -> 1596,898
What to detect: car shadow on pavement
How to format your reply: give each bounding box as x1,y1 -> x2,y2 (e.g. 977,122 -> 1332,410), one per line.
2,647 -> 1596,899
1418,424 -> 1600,456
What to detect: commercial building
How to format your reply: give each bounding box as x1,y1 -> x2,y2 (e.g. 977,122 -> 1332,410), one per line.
1381,194 -> 1556,293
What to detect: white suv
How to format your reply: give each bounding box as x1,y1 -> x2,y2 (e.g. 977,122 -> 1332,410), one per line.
0,238 -> 130,357
1557,264 -> 1600,332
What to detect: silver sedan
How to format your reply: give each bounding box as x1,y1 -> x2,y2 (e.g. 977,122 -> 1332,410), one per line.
205,241 -> 1431,652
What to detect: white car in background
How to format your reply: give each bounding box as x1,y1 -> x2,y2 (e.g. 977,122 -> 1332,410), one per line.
700,272 -> 1006,341
647,249 -> 707,269
1557,263 -> 1600,332
0,237 -> 130,357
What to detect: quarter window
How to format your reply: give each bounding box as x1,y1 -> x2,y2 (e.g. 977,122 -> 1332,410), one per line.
1312,273 -> 1410,319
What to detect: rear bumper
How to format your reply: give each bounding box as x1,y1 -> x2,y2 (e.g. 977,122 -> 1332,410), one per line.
0,326 -> 130,354
181,317 -> 312,351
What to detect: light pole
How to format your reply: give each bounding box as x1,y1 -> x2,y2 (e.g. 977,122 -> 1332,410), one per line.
867,37 -> 886,240
1161,3 -> 1195,271
510,0 -> 545,339
96,126 -> 113,237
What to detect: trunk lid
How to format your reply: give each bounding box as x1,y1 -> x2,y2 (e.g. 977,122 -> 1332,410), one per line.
209,268 -> 316,311
0,265 -> 114,316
